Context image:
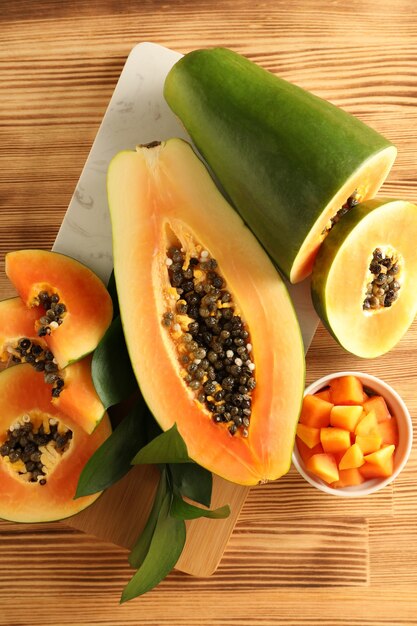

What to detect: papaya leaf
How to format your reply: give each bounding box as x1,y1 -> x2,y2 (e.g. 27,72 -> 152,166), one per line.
91,315 -> 137,410
121,491 -> 186,603
107,269 -> 119,318
169,463 -> 212,508
128,467 -> 167,568
131,423 -> 193,465
75,400 -> 149,498
170,493 -> 230,520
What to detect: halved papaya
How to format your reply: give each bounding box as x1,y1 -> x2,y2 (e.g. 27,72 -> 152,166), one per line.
5,250 -> 113,369
107,138 -> 305,486
164,47 -> 396,283
311,199 -> 417,357
0,364 -> 112,522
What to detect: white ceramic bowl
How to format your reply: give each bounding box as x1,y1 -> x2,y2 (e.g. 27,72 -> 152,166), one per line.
292,371 -> 413,497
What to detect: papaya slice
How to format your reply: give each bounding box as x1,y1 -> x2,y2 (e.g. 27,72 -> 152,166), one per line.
306,453 -> 339,484
164,47 -> 396,283
107,138 -> 305,486
0,364 -> 111,522
299,394 -> 333,428
5,250 -> 113,369
311,199 -> 417,358
0,298 -> 105,432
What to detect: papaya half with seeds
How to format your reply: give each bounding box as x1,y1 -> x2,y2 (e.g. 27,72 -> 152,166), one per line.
311,199 -> 417,358
164,47 -> 397,283
108,137 -> 305,486
0,364 -> 112,523
5,249 -> 113,369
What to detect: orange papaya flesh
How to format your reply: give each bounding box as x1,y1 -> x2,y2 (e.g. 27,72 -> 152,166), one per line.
320,427 -> 351,454
329,375 -> 364,405
296,424 -> 320,449
338,443 -> 365,470
52,355 -> 106,433
0,364 -> 111,522
331,467 -> 365,488
377,418 -> 399,446
306,453 -> 339,484
311,199 -> 417,358
299,394 -> 332,428
355,410 -> 378,436
355,432 -> 383,455
5,250 -> 113,369
164,48 -> 396,284
108,138 -> 305,486
330,405 -> 363,431
363,395 -> 391,422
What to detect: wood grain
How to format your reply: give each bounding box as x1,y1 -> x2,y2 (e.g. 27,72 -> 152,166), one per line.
1,0 -> 417,623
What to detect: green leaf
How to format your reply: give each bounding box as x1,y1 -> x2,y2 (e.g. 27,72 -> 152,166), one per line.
121,492 -> 186,603
107,269 -> 119,318
91,315 -> 137,410
131,423 -> 192,465
170,493 -> 230,520
169,463 -> 212,508
128,467 -> 167,568
75,400 -> 149,498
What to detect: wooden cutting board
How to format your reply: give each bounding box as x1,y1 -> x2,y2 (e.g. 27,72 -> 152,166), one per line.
62,43 -> 318,577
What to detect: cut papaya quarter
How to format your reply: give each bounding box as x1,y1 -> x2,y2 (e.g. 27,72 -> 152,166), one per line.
311,199 -> 417,358
164,47 -> 396,283
0,364 -> 111,523
107,138 -> 305,486
5,250 -> 113,369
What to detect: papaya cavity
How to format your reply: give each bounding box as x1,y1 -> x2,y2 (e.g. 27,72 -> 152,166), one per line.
0,411 -> 73,485
362,247 -> 402,312
161,242 -> 255,438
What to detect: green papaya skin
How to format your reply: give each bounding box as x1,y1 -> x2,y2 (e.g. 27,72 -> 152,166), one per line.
164,48 -> 396,283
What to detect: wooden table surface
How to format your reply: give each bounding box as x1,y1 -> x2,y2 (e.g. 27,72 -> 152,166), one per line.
1,1 -> 417,624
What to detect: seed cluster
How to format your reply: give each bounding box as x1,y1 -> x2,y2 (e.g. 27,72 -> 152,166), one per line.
7,338 -> 64,398
0,415 -> 73,484
35,290 -> 67,337
363,248 -> 401,311
322,190 -> 361,235
162,247 -> 256,437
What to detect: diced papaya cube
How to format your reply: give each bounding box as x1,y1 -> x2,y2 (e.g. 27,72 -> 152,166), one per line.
296,423 -> 321,448
355,432 -> 383,455
377,417 -> 399,446
360,446 -> 395,479
332,467 -> 365,488
330,375 -> 364,405
299,394 -> 333,428
330,405 -> 363,431
364,444 -> 395,466
338,443 -> 365,470
355,410 -> 378,436
296,437 -> 324,465
315,388 -> 331,402
320,427 -> 351,454
306,453 -> 339,484
363,395 -> 391,422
